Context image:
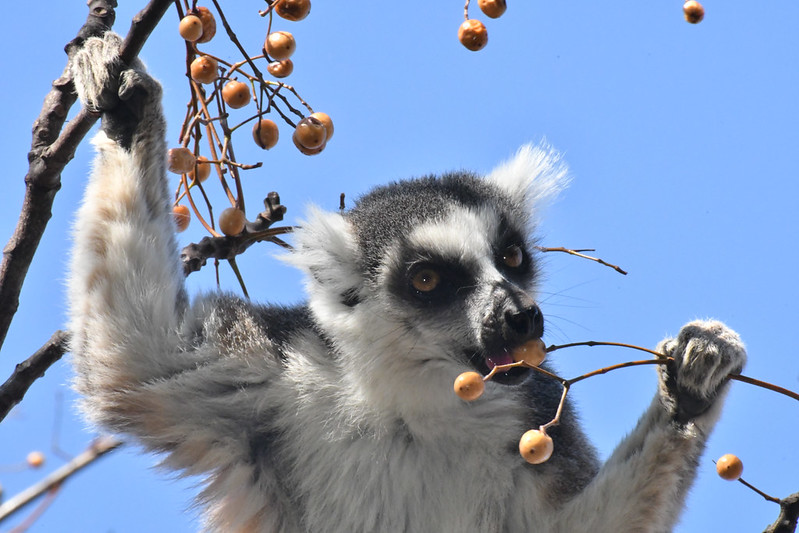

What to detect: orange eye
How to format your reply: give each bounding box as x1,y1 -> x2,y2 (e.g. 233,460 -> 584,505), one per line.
411,268 -> 441,292
502,245 -> 524,268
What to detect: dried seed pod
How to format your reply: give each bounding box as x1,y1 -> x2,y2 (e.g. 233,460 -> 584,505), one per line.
172,205 -> 191,232
716,454 -> 743,481
190,56 -> 218,84
275,0 -> 311,21
167,147 -> 196,174
266,31 -> 297,61
252,119 -> 280,150
179,15 -> 204,42
458,19 -> 488,51
454,371 -> 485,401
478,0 -> 506,19
222,80 -> 252,109
518,429 -> 554,465
194,6 -> 217,43
683,1 -> 704,24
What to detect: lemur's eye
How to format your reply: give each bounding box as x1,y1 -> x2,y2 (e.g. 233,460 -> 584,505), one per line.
501,245 -> 524,268
410,268 -> 441,293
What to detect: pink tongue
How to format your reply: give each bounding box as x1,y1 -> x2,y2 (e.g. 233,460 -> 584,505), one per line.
486,352 -> 514,370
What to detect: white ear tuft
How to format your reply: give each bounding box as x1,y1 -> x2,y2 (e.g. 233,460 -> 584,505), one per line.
486,143 -> 571,219
281,206 -> 362,297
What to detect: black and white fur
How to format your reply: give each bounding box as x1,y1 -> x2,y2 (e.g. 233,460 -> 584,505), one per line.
68,33 -> 746,532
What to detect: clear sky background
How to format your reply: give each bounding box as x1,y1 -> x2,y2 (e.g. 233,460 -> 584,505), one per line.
1,1 -> 797,531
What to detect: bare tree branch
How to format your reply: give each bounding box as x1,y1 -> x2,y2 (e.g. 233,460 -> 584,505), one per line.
0,331 -> 70,423
0,0 -> 174,355
0,435 -> 123,524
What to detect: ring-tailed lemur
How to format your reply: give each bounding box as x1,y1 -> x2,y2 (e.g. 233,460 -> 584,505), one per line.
68,33 -> 746,532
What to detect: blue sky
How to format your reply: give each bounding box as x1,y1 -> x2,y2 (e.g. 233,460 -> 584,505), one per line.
1,1 -> 797,531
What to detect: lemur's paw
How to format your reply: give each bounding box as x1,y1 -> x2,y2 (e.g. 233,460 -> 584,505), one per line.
70,32 -> 163,149
70,33 -> 124,112
657,320 -> 746,422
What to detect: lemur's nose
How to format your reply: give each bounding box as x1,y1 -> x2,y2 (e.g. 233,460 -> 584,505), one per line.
504,303 -> 544,341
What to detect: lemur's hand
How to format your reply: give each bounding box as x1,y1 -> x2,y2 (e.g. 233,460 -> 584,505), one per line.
657,320 -> 746,424
70,32 -> 163,148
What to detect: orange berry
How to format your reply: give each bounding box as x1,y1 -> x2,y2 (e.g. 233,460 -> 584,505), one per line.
293,116 -> 327,150
194,6 -> 217,43
454,371 -> 485,401
267,59 -> 294,78
458,19 -> 488,52
252,119 -> 279,150
172,204 -> 191,232
219,207 -> 247,236
26,451 -> 45,468
512,339 -> 546,367
310,112 -> 334,142
190,55 -> 218,84
167,147 -> 196,174
683,1 -> 704,23
275,0 -> 311,21
292,135 -> 326,155
222,80 -> 251,109
518,429 -> 554,465
188,155 -> 212,183
179,15 -> 204,42
478,0 -> 506,19
716,454 -> 743,481
266,31 -> 296,61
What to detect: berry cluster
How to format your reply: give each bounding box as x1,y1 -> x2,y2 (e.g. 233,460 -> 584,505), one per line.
168,1 -> 332,237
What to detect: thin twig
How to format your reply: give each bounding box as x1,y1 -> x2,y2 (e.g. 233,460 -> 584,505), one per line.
536,246 -> 628,275
0,436 -> 123,524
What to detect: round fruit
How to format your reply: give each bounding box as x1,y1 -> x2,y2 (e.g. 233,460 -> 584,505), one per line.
219,207 -> 247,236
190,55 -> 218,84
267,59 -> 294,78
188,155 -> 212,183
275,0 -> 311,21
310,112 -> 334,142
293,116 -> 327,150
194,6 -> 217,43
252,119 -> 279,150
179,15 -> 204,42
458,19 -> 488,52
292,135 -> 326,155
222,80 -> 251,109
518,429 -> 554,465
27,451 -> 45,468
266,31 -> 296,61
172,204 -> 191,232
478,0 -> 507,18
454,371 -> 485,401
512,338 -> 546,367
167,147 -> 196,174
683,1 -> 704,23
716,454 -> 743,481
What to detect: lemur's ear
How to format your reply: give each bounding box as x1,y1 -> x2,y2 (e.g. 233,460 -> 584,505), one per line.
486,143 -> 571,226
283,207 -> 363,306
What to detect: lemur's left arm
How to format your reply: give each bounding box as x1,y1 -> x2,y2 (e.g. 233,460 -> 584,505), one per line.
553,320 -> 746,532
67,33 -> 279,474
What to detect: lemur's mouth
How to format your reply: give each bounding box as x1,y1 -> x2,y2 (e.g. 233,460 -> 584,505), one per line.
471,346 -> 535,386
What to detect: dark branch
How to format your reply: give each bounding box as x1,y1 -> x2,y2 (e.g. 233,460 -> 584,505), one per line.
182,193 -> 291,276
0,0 -> 174,356
0,331 -> 69,422
765,492 -> 799,533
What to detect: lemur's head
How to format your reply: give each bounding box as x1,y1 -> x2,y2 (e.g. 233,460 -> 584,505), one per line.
287,145 -> 569,407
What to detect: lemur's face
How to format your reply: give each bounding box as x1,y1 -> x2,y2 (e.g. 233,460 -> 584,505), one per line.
346,174 -> 543,385
288,146 -> 567,391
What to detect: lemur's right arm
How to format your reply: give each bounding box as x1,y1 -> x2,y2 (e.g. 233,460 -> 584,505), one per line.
68,33 -> 279,471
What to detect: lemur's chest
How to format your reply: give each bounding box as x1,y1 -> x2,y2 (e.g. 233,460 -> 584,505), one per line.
280,411 -> 553,532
